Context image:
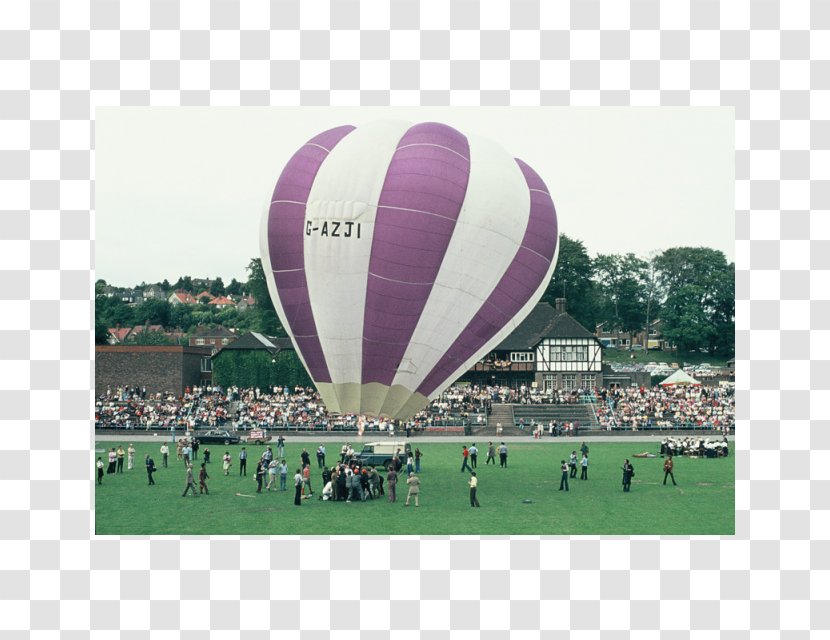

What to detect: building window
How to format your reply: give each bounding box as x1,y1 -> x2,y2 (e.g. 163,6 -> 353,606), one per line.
195,338 -> 205,345
222,338 -> 229,345
582,374 -> 596,389
201,357 -> 212,373
510,352 -> 534,362
543,374 -> 555,392
561,374 -> 577,390
550,345 -> 588,362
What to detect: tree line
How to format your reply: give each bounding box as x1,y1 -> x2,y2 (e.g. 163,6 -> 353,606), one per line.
543,236 -> 734,357
97,243 -> 734,358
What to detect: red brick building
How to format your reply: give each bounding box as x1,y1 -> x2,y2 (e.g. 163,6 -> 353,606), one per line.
188,326 -> 238,351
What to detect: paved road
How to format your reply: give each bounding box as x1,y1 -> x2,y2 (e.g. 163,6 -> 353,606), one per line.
95,433 -> 675,445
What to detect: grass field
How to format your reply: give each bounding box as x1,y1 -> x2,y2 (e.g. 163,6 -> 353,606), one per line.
602,348 -> 728,367
95,440 -> 734,536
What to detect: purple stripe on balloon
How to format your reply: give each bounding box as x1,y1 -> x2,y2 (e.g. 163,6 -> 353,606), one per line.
267,125 -> 355,383
416,158 -> 558,398
361,122 -> 471,386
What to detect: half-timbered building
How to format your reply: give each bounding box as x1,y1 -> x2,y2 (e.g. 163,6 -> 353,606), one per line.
466,299 -> 604,391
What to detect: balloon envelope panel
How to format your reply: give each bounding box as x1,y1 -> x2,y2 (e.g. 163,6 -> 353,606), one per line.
262,121 -> 558,420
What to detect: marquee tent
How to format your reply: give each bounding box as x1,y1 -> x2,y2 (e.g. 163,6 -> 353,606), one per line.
659,369 -> 702,386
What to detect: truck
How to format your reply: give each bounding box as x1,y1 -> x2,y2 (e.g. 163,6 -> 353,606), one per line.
245,429 -> 272,445
355,441 -> 412,469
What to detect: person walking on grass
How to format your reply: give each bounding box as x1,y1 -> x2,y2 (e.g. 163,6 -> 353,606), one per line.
145,454 -> 156,485
387,466 -> 398,503
182,464 -> 197,497
469,443 -> 478,468
266,459 -> 278,491
255,460 -> 264,494
302,464 -> 313,497
559,460 -> 569,491
96,457 -> 104,485
663,455 -> 677,486
198,463 -> 209,495
223,452 -> 232,476
486,442 -> 496,465
580,453 -> 589,480
569,451 -> 578,478
460,446 -> 471,472
622,459 -> 634,492
468,472 -> 481,507
405,472 -> 420,507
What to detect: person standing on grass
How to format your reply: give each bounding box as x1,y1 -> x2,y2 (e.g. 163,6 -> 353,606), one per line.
182,443 -> 191,466
127,444 -> 136,470
460,446 -> 471,472
279,459 -> 288,491
222,452 -> 232,476
145,454 -> 156,485
406,453 -> 414,475
580,442 -> 589,459
198,463 -> 209,495
405,472 -> 420,507
294,468 -> 303,505
387,466 -> 398,503
621,459 -> 634,492
116,445 -> 125,473
301,449 -> 311,469
469,472 -> 481,507
277,435 -> 285,459
182,464 -> 197,497
254,460 -> 265,494
663,455 -> 677,486
469,443 -> 478,468
160,443 -> 169,468
499,442 -> 508,468
559,460 -> 569,492
414,448 -> 422,473
569,451 -> 578,478
107,448 -> 116,474
262,458 -> 275,490
302,464 -> 313,497
580,453 -> 589,480
239,447 -> 247,476
96,457 -> 104,485
486,442 -> 496,465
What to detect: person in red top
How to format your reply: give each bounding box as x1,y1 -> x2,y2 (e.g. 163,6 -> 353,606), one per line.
460,446 -> 471,472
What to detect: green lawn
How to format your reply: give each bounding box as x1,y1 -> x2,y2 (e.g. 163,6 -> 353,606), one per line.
95,440 -> 734,535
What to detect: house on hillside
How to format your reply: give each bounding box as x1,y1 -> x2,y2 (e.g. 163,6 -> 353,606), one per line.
236,296 -> 256,311
208,296 -> 236,309
188,326 -> 238,352
142,284 -> 166,300
195,291 -> 215,303
464,299 -> 604,391
168,290 -> 197,305
107,326 -> 132,344
119,289 -> 141,304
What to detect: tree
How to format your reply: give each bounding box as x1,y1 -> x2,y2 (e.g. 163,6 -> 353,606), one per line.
592,253 -> 648,337
135,299 -> 172,327
246,258 -> 284,335
209,277 -> 226,297
173,276 -> 193,292
542,235 -> 599,329
160,279 -> 171,290
226,278 -> 243,296
132,330 -> 174,345
653,247 -> 734,357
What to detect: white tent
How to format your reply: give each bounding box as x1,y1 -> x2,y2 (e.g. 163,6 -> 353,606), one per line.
659,369 -> 701,386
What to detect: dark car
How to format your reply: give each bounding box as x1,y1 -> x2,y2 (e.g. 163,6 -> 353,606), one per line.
193,429 -> 240,445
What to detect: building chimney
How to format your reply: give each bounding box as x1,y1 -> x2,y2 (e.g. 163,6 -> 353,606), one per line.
555,298 -> 567,313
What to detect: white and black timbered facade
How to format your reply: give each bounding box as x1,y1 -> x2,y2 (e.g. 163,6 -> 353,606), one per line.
467,299 -> 605,391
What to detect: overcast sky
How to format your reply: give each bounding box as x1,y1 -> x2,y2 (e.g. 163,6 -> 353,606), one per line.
96,107 -> 734,287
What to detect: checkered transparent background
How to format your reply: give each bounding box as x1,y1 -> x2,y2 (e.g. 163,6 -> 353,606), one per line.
0,0 -> 825,636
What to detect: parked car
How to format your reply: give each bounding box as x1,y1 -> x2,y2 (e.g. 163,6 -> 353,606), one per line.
193,429 -> 240,445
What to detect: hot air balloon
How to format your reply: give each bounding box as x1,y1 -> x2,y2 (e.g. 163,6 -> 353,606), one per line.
261,120 -> 558,421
